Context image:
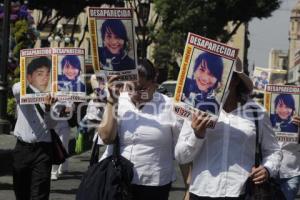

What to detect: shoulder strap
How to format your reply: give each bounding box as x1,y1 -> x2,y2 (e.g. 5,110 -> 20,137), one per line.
27,86 -> 45,118
252,108 -> 262,167
113,134 -> 120,160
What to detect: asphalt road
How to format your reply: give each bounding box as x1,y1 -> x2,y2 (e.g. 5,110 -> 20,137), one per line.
0,133 -> 186,200
0,132 -> 299,200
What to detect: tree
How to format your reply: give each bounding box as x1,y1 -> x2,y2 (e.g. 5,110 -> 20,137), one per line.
152,0 -> 281,80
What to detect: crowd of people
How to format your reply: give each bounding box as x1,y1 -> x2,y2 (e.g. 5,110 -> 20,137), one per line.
11,54 -> 300,200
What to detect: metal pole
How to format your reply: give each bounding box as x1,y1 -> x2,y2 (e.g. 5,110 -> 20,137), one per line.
0,0 -> 11,134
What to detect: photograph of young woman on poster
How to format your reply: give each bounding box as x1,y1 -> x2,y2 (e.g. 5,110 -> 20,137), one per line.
98,19 -> 135,71
182,52 -> 224,115
270,93 -> 298,133
58,55 -> 85,92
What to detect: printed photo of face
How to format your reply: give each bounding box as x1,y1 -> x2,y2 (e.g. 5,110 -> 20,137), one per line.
27,66 -> 50,92
194,59 -> 218,93
63,61 -> 80,81
103,28 -> 125,55
276,99 -> 293,120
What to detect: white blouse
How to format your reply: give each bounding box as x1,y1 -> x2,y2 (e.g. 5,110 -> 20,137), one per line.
175,100 -> 282,197
101,92 -> 183,186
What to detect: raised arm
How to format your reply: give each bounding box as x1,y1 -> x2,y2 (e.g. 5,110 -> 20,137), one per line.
98,76 -> 123,144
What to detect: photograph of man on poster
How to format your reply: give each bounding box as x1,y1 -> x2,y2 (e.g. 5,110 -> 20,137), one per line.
97,19 -> 135,71
182,51 -> 224,115
26,56 -> 51,94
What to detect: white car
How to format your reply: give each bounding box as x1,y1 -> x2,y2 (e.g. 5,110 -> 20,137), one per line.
157,80 -> 177,97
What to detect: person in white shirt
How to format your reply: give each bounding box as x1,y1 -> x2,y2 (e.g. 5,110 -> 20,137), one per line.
277,115 -> 300,200
98,59 -> 183,200
175,59 -> 282,199
12,82 -> 57,200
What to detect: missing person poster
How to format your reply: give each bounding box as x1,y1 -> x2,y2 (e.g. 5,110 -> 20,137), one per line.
253,67 -> 287,93
264,84 -> 300,143
20,48 -> 52,104
53,48 -> 86,102
88,7 -> 138,81
20,48 -> 86,104
252,67 -> 270,92
174,32 -> 238,123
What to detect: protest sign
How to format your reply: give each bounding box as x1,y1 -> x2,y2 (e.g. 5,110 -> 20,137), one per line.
54,48 -> 86,102
20,48 -> 52,104
88,7 -> 138,81
252,67 -> 287,93
20,47 -> 86,104
174,32 -> 238,123
265,84 -> 300,143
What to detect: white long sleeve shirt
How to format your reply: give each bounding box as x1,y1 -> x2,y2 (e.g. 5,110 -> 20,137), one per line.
13,82 -> 57,143
101,92 -> 183,186
279,142 -> 300,178
175,100 -> 282,197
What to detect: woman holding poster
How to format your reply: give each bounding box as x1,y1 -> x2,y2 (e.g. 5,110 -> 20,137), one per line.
98,59 -> 183,200
270,93 -> 298,133
182,52 -> 223,115
98,19 -> 135,71
175,59 -> 281,199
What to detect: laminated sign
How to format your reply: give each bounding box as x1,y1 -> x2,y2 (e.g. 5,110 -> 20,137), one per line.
252,67 -> 287,93
88,7 -> 138,81
20,47 -> 86,104
174,32 -> 238,125
265,84 -> 300,143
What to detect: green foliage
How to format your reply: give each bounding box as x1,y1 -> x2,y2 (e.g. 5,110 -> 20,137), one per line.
7,97 -> 16,117
152,0 -> 281,78
12,20 -> 35,59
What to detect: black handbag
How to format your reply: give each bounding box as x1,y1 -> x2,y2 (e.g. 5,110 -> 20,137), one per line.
34,103 -> 69,165
244,109 -> 286,200
76,135 -> 134,200
50,129 -> 69,165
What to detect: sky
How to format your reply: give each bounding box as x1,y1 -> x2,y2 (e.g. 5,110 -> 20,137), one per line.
248,0 -> 297,70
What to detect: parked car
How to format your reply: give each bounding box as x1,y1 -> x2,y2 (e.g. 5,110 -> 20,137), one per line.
157,80 -> 177,97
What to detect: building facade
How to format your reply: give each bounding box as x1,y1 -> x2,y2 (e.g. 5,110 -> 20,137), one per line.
288,0 -> 300,84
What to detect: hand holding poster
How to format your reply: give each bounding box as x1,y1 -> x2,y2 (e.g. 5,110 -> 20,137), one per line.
265,84 -> 300,143
174,32 -> 238,122
88,7 -> 138,81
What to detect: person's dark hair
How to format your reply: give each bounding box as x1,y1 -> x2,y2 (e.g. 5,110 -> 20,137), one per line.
193,52 -> 224,90
27,56 -> 51,75
101,19 -> 128,50
274,94 -> 295,116
232,72 -> 250,104
61,55 -> 81,71
137,59 -> 157,82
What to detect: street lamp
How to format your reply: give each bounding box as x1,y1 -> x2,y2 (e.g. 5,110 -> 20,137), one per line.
47,24 -> 71,47
0,0 -> 11,134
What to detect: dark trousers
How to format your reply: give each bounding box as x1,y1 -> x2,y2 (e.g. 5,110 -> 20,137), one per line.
132,182 -> 171,200
190,193 -> 245,200
13,140 -> 52,200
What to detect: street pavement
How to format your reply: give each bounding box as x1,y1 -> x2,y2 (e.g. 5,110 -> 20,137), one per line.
0,131 -> 186,200
1,131 -> 299,200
